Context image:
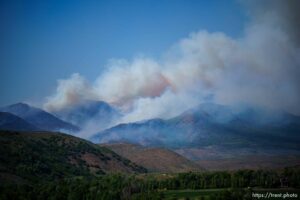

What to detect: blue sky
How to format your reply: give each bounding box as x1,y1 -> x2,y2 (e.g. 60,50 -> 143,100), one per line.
0,0 -> 247,106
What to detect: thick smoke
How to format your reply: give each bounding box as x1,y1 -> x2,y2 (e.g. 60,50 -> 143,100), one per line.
44,73 -> 98,111
44,0 -> 300,130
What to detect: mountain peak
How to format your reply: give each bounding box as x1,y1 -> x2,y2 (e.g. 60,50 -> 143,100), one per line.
0,112 -> 39,131
8,102 -> 30,109
54,99 -> 121,127
0,103 -> 80,132
3,102 -> 34,114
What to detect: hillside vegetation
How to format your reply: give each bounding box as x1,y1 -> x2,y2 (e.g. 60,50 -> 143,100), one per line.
1,168 -> 299,200
102,143 -> 202,173
0,131 -> 146,184
1,131 -> 299,200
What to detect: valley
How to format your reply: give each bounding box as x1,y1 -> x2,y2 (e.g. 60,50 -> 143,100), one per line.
1,102 -> 300,199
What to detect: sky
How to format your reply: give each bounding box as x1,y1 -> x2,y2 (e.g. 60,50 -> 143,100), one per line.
0,0 -> 247,107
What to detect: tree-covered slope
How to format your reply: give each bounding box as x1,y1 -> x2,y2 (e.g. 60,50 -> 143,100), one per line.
0,131 -> 146,184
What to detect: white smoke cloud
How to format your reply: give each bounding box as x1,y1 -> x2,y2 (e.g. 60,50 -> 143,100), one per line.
44,73 -> 97,112
44,0 -> 300,131
94,58 -> 172,107
121,89 -> 201,123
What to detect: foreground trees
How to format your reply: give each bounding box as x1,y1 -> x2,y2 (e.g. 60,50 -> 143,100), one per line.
0,167 -> 299,200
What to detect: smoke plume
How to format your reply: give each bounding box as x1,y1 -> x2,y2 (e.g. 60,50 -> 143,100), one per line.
44,0 -> 300,130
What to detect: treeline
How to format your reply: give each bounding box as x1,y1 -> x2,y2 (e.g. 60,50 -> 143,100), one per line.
159,169 -> 297,189
140,167 -> 300,191
0,167 -> 299,200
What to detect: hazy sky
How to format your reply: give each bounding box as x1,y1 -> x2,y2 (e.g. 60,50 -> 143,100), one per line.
0,0 -> 247,106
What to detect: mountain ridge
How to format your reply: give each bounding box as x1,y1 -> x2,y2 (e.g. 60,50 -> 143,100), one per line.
94,103 -> 300,154
52,100 -> 121,127
0,112 -> 39,131
0,103 -> 80,132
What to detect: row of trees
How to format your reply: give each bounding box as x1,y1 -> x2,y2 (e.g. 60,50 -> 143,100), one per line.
1,167 -> 299,200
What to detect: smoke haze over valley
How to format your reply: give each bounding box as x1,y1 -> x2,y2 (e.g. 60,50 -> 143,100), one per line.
35,0 -> 300,139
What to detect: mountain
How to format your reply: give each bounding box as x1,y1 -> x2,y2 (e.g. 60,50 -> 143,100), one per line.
92,118 -> 172,145
94,103 -> 300,153
53,100 -> 121,129
168,103 -> 300,146
0,112 -> 39,131
0,103 -> 80,132
0,130 -> 146,184
102,143 -> 202,173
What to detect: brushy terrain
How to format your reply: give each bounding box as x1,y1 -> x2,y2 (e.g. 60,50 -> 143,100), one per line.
0,130 -> 146,184
0,131 -> 299,200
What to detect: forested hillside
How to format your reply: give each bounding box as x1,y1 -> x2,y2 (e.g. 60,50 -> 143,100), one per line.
0,131 -> 146,184
1,168 -> 299,200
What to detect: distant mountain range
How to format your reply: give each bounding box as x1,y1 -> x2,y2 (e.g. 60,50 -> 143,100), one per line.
0,112 -> 39,131
53,100 -> 121,128
1,101 -> 299,169
94,103 -> 300,154
0,100 -> 121,134
102,143 -> 202,173
0,103 -> 79,132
